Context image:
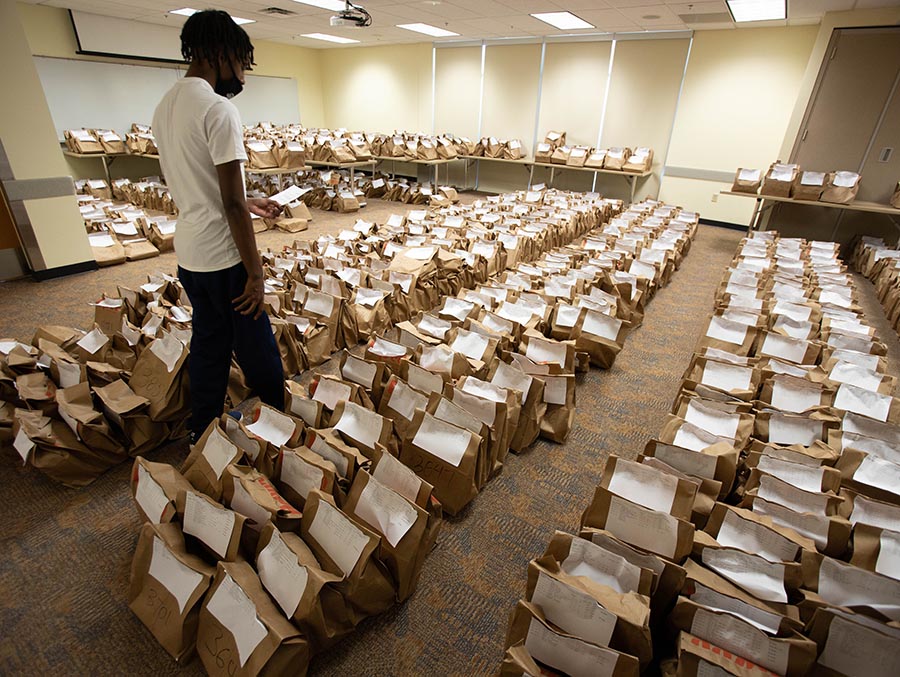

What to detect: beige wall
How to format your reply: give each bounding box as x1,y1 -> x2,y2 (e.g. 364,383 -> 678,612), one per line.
320,43 -> 432,133
435,45 -> 482,139
659,25 -> 818,222
1,0 -> 93,270
604,37 -> 691,201
478,43 -> 542,193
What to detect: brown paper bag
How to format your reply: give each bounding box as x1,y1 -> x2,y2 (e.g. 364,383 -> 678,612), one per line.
129,522 -> 215,662
581,486 -> 695,562
299,490 -> 396,622
731,168 -> 762,194
342,470 -> 430,601
197,561 -> 310,676
525,557 -> 653,667
181,418 -> 244,501
129,332 -> 190,422
670,596 -> 817,677
820,171 -> 861,204
176,490 -> 246,562
131,456 -> 194,524
399,409 -> 481,516
790,170 -> 826,200
506,600 -> 640,677
221,465 -> 302,536
253,523 -> 351,654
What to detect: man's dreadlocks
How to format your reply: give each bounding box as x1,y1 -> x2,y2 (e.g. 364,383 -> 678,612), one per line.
180,10 -> 255,70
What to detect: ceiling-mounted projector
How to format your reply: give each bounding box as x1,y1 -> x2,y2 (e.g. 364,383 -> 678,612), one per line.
330,1 -> 372,28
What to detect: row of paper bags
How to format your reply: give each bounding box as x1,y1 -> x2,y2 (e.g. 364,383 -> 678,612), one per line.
501,230 -> 900,676
732,163 -> 862,205
122,195 -> 700,676
852,236 -> 900,337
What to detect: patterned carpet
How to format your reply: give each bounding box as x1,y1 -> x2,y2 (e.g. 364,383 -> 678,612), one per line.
5,206 -> 889,676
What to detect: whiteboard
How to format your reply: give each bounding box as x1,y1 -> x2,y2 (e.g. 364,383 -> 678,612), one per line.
34,56 -> 300,139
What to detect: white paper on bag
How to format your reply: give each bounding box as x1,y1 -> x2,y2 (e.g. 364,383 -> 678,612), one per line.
754,498 -> 830,551
607,459 -> 677,514
819,612 -> 900,677
685,401 -> 740,440
308,500 -> 369,577
543,376 -> 568,405
373,452 -> 422,505
148,536 -> 204,614
691,581 -> 782,634
702,547 -> 787,603
770,377 -> 822,413
835,384 -> 891,422
183,492 -> 235,559
715,509 -> 798,563
76,327 -> 109,355
354,476 -> 418,547
334,401 -> 381,450
136,464 -> 171,523
312,378 -> 352,411
818,556 -> 900,621
531,571 -> 617,647
281,451 -> 324,500
606,494 -> 678,558
229,479 -> 271,531
202,427 -> 241,479
767,413 -> 822,447
205,573 -> 268,667
525,338 -> 567,367
524,617 -> 618,677
257,531 -> 309,618
876,529 -> 900,580
758,475 -> 829,516
690,608 -> 789,676
757,455 -> 824,493
706,316 -> 748,346
851,495 -> 900,531
701,361 -> 752,392
246,407 -> 295,447
561,536 -> 641,594
854,455 -> 900,498
412,414 -> 470,467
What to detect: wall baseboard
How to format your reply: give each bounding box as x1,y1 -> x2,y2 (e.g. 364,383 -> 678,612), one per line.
700,217 -> 746,232
32,259 -> 98,281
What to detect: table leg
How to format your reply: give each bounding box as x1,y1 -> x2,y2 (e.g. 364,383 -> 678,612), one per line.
550,167 -> 555,187
747,198 -> 762,233
528,164 -> 535,189
628,176 -> 636,204
101,156 -> 113,184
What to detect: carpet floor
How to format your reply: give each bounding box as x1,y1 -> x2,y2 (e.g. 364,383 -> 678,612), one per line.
1,201 -> 896,676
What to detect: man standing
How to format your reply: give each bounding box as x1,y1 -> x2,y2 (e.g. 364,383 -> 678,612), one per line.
153,9 -> 284,442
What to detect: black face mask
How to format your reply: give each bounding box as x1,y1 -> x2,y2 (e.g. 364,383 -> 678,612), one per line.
215,63 -> 243,99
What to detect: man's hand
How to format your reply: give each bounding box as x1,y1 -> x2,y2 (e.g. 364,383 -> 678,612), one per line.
232,274 -> 266,320
247,197 -> 283,219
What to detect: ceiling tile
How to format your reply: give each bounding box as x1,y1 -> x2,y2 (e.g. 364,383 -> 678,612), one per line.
616,3 -> 680,23
788,0 -> 855,18
572,8 -> 641,30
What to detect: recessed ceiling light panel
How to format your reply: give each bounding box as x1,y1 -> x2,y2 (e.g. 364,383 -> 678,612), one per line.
726,0 -> 786,22
530,11 -> 594,31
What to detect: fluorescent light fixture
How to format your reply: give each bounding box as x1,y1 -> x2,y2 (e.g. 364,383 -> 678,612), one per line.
290,0 -> 347,10
726,0 -> 786,22
168,7 -> 255,24
530,11 -> 594,31
397,23 -> 459,38
301,32 -> 360,44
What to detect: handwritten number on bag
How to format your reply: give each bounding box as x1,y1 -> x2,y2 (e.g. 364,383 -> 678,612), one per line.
205,628 -> 238,676
146,585 -> 171,625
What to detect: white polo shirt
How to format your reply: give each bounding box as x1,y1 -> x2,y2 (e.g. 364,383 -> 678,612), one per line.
153,77 -> 246,272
